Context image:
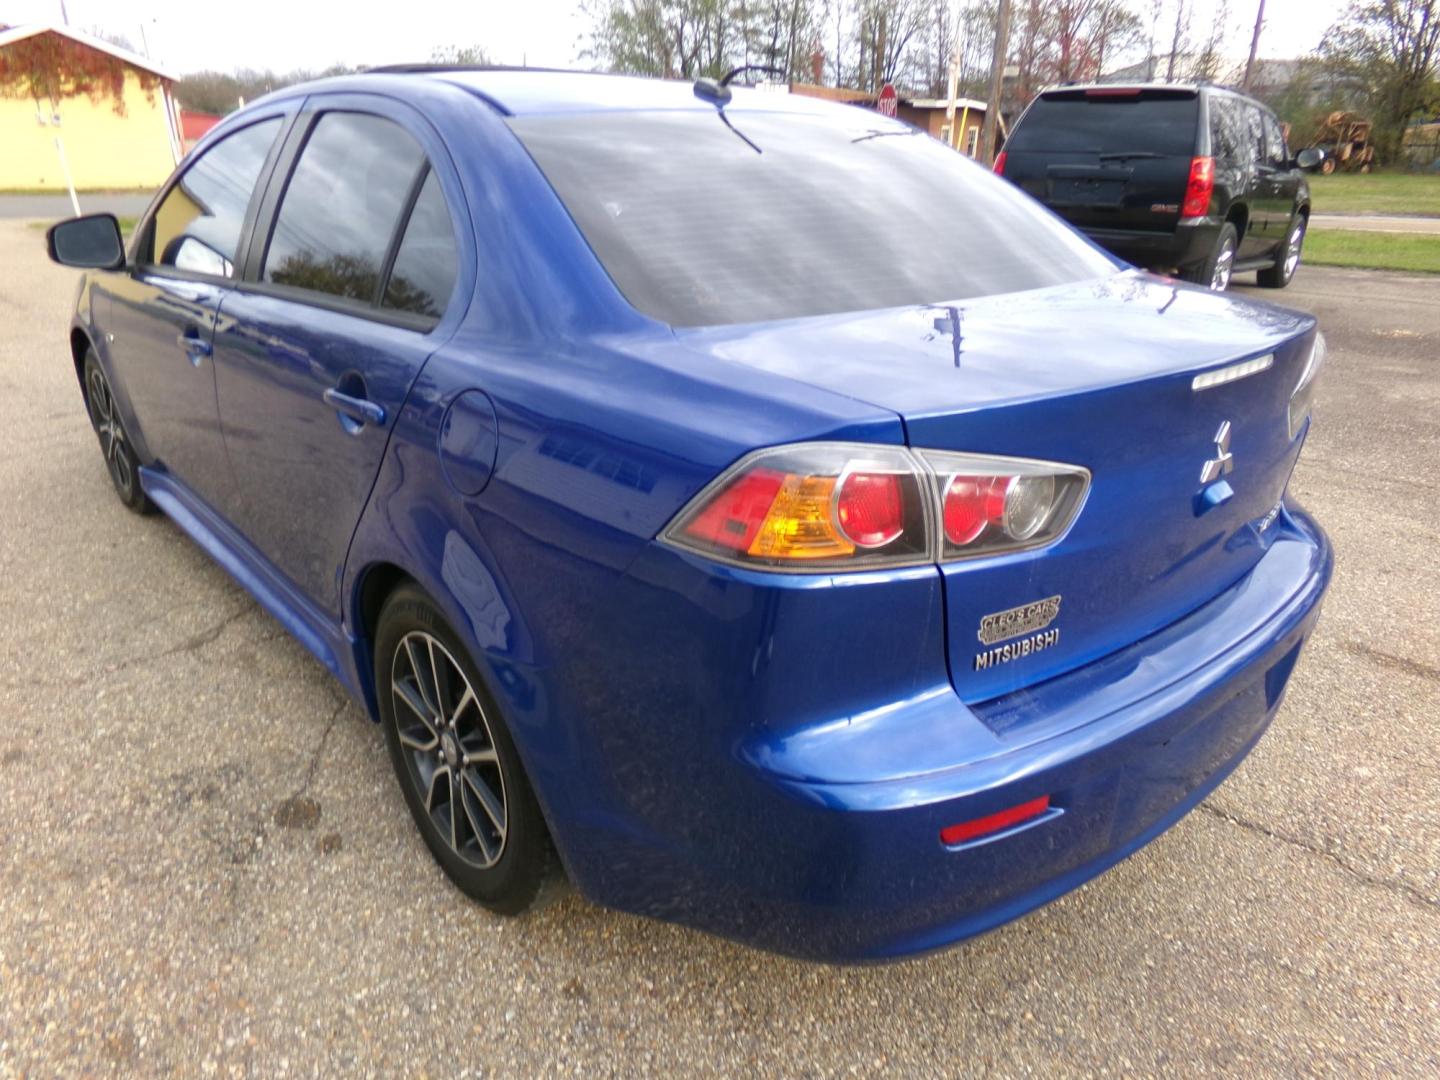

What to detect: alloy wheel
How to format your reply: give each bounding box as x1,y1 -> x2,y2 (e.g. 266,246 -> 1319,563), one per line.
1283,222 -> 1305,279
1210,239 -> 1235,291
86,365 -> 134,497
390,631 -> 508,868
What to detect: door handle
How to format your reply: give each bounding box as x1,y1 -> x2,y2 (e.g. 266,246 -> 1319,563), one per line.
176,333 -> 212,365
323,387 -> 386,427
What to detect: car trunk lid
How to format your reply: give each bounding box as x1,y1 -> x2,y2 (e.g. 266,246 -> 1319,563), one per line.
676,273 -> 1317,702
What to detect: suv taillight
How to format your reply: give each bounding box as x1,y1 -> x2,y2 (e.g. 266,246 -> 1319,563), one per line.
993,150 -> 1007,175
662,443 -> 1089,572
1182,156 -> 1215,218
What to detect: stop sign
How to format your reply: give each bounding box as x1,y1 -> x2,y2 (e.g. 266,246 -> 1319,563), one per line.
877,83 -> 898,118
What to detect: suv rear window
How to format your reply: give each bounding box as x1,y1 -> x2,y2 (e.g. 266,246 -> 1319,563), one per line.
1006,91 -> 1200,158
510,110 -> 1115,327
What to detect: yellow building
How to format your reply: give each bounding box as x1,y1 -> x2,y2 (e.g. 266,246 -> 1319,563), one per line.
0,24 -> 179,191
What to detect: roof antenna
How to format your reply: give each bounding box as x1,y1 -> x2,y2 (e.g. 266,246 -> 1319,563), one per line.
693,64 -> 786,106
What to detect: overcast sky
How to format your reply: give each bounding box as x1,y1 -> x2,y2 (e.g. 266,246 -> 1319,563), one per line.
6,0 -> 1348,76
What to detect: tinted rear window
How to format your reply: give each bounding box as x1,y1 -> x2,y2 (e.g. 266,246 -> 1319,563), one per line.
1007,93 -> 1200,158
510,110 -> 1114,327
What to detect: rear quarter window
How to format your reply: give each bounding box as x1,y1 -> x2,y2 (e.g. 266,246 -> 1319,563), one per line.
1007,93 -> 1200,158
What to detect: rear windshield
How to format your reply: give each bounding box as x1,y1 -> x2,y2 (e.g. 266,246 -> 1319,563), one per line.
509,109 -> 1115,327
1006,92 -> 1200,158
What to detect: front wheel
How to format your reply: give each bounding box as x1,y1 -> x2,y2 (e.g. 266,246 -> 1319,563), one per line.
1258,217 -> 1306,288
83,349 -> 154,514
376,584 -> 557,914
1186,223 -> 1238,292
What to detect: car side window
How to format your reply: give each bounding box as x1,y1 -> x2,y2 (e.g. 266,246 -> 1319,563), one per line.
382,170 -> 458,319
148,118 -> 282,277
263,112 -> 427,306
1262,112 -> 1288,167
1245,106 -> 1268,168
1209,99 -> 1236,162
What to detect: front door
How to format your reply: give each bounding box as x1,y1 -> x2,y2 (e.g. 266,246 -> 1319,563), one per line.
1258,111 -> 1301,250
100,115 -> 287,508
212,107 -> 461,616
103,275 -> 227,502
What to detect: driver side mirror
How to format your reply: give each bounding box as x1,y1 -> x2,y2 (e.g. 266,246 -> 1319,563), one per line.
1295,148 -> 1325,172
46,214 -> 126,270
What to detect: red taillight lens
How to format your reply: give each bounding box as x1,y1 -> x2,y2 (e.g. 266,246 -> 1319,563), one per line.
835,471 -> 904,548
663,445 -> 1089,572
681,467 -> 786,553
942,475 -> 1006,545
941,795 -> 1051,846
993,150 -> 1007,175
1182,155 -> 1214,218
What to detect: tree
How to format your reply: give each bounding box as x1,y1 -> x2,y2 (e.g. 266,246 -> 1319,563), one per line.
0,29 -> 160,118
1320,0 -> 1440,162
431,44 -> 494,65
175,65 -> 357,115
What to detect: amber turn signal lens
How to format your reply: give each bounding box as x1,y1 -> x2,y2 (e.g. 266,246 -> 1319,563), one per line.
747,474 -> 853,560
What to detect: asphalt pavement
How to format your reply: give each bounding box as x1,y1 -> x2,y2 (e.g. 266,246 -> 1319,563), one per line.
0,193 -> 155,220
0,220 -> 1436,1076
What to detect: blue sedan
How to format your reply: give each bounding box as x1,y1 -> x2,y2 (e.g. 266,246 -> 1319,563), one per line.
46,68 -> 1331,961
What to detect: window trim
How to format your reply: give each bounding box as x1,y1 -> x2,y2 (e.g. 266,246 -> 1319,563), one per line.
240,107 -> 454,333
128,109 -> 297,289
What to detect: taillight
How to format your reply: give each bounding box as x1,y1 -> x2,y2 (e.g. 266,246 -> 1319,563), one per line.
993,150 -> 1007,175
924,452 -> 1088,561
663,444 -> 1089,571
1288,331 -> 1326,439
1181,155 -> 1214,218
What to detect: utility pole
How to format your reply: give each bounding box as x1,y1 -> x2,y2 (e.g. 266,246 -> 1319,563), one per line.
980,0 -> 1011,165
944,4 -> 965,149
1242,0 -> 1265,91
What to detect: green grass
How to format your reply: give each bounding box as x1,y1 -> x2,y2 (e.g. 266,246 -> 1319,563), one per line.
1305,228 -> 1440,273
1309,173 -> 1440,216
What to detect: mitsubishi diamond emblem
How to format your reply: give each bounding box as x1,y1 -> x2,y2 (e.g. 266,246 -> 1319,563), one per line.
1200,420 -> 1234,484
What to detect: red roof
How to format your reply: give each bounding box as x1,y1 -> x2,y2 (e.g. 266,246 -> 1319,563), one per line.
180,110 -> 222,142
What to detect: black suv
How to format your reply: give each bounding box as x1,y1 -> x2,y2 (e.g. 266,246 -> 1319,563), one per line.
998,84 -> 1322,290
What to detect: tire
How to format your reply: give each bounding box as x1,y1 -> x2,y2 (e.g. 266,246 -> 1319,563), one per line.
1258,215 -> 1306,288
1186,223 -> 1239,292
82,349 -> 155,514
1320,156 -> 1337,175
376,584 -> 557,914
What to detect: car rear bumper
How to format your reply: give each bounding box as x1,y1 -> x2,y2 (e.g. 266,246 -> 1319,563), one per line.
569,503 -> 1331,962
1082,222 -> 1217,273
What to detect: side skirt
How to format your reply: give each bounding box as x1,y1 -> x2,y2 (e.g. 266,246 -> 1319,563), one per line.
139,466 -> 372,713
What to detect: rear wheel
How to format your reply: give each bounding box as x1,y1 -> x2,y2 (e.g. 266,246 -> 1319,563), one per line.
1320,156 -> 1337,175
82,350 -> 154,514
1258,216 -> 1306,288
376,584 -> 557,914
1186,223 -> 1238,292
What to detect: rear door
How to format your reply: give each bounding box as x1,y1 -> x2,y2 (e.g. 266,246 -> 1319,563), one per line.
101,115 -> 287,507
1003,88 -> 1200,234
211,99 -> 465,616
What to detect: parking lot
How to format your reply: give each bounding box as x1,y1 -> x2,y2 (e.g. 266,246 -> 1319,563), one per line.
0,216 -> 1436,1075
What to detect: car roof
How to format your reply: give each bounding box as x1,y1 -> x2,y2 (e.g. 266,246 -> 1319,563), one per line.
371,66 -> 866,119
1037,82 -> 1266,107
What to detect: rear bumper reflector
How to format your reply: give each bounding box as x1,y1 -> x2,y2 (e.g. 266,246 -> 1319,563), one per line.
941,795 -> 1052,846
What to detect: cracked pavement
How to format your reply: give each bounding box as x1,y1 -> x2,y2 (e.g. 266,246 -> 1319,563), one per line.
1,220 -> 1437,1075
